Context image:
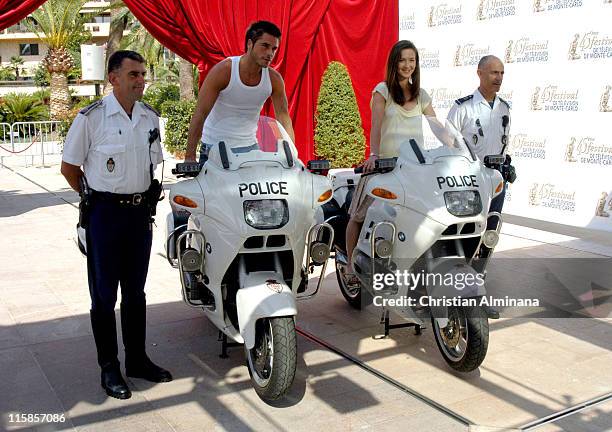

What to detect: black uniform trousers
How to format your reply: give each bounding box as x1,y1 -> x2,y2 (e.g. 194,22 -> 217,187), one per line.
85,197 -> 152,370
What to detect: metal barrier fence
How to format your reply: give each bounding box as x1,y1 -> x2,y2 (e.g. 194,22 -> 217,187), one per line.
0,121 -> 62,167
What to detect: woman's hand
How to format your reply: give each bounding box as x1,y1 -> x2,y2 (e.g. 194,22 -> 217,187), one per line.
363,154 -> 378,173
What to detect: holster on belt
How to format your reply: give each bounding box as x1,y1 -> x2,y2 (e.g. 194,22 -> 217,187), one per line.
78,176 -> 91,229
145,179 -> 163,217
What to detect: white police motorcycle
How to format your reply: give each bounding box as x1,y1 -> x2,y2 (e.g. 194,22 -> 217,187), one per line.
165,116 -> 333,401
322,119 -> 505,372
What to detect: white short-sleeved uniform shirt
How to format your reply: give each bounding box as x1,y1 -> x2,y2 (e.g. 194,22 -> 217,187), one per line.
373,82 -> 432,158
446,89 -> 511,162
62,93 -> 163,194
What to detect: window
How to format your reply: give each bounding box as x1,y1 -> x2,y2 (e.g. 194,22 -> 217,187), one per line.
19,44 -> 39,56
93,15 -> 111,23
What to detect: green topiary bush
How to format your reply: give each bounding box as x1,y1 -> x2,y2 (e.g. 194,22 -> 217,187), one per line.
314,61 -> 366,168
143,83 -> 180,115
161,99 -> 196,156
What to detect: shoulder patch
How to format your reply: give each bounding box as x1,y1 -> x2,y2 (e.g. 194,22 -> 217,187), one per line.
79,99 -> 103,116
455,95 -> 473,105
498,97 -> 511,110
142,102 -> 160,117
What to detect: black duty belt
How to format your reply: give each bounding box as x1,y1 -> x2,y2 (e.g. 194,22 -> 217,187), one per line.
91,190 -> 148,206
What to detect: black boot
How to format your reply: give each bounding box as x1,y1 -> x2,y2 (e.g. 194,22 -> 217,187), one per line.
101,364 -> 131,399
90,310 -> 131,399
121,300 -> 173,383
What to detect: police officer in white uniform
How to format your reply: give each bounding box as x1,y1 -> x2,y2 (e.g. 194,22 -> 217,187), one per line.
447,55 -> 511,319
61,51 -> 171,400
447,55 -> 511,217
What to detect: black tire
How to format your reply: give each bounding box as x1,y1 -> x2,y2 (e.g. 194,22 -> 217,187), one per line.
245,317 -> 297,401
431,305 -> 489,372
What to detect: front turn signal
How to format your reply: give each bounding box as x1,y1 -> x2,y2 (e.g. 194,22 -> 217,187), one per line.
372,188 -> 397,200
173,195 -> 198,208
318,189 -> 333,202
495,181 -> 504,194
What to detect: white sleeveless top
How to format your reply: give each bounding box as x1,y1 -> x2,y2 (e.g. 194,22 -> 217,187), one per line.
202,56 -> 272,146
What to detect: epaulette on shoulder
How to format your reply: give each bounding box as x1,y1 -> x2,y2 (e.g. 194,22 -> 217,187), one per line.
79,99 -> 103,116
455,94 -> 473,105
142,102 -> 160,117
498,97 -> 511,110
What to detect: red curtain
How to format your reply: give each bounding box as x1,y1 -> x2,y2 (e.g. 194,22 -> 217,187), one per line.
121,0 -> 398,161
0,0 -> 47,30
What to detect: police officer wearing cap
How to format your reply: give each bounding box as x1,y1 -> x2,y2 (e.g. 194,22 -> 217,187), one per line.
61,50 -> 171,400
447,55 -> 512,319
447,55 -> 511,218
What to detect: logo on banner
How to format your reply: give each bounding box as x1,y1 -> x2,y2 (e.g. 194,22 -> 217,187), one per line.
566,136 -> 612,166
595,192 -> 611,218
428,4 -> 463,27
530,86 -> 579,111
454,44 -> 490,67
565,137 -> 578,162
505,38 -> 549,63
505,186 -> 512,203
429,88 -> 463,109
534,0 -> 584,13
509,134 -> 547,159
400,13 -> 416,30
420,49 -> 440,68
477,0 -> 517,20
498,90 -> 514,106
569,32 -> 612,61
600,86 -> 612,112
528,183 -> 576,212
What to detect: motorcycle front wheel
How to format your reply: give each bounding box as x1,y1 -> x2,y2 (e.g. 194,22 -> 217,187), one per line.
431,305 -> 489,372
245,317 -> 297,401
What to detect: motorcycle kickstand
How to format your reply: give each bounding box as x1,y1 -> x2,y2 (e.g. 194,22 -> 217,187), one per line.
374,309 -> 422,339
218,331 -> 241,359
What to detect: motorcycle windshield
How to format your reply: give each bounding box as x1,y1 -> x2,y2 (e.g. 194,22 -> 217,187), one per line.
398,116 -> 476,164
207,116 -> 298,170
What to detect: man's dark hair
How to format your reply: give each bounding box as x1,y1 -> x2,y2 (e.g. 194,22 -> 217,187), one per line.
108,50 -> 145,74
244,21 -> 281,52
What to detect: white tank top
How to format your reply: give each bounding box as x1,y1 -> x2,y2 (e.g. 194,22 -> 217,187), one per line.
202,56 -> 272,146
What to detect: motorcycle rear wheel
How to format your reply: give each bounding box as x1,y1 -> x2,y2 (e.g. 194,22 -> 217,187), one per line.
431,305 -> 489,372
245,317 -> 297,401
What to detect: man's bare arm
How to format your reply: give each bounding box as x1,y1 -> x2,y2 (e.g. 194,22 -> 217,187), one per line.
185,60 -> 231,161
61,161 -> 83,193
270,70 -> 295,143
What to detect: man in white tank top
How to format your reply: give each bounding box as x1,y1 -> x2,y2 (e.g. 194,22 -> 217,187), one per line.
185,21 -> 294,163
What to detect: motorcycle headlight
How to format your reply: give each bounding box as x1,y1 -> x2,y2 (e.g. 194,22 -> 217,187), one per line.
444,191 -> 482,217
243,199 -> 289,229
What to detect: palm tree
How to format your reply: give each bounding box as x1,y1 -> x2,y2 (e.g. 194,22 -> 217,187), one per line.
117,13 -> 195,99
121,19 -> 165,78
9,56 -> 25,80
26,0 -> 91,119
178,57 -> 195,101
103,0 -> 131,95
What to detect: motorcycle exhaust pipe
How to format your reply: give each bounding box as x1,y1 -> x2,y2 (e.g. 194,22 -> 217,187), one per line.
181,247 -> 202,272
310,241 -> 331,265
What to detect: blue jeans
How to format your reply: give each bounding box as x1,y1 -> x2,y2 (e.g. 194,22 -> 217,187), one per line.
198,142 -> 212,168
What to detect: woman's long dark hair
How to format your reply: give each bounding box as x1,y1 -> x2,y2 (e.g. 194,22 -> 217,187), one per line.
385,40 -> 420,106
